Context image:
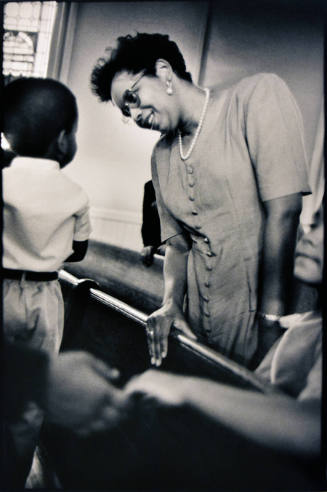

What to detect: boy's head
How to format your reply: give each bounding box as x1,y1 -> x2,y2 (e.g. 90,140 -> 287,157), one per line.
3,77 -> 78,167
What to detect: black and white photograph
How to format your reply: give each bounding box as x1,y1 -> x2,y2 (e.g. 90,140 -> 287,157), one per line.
1,0 -> 325,489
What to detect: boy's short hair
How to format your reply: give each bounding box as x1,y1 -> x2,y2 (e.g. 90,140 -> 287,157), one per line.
90,32 -> 192,103
3,77 -> 78,157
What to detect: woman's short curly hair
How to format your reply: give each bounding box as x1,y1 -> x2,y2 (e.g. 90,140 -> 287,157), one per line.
90,32 -> 192,102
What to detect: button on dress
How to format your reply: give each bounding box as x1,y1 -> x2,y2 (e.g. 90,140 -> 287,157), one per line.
151,73 -> 310,365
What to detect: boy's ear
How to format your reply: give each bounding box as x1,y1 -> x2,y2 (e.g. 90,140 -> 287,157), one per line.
57,129 -> 68,154
155,58 -> 173,82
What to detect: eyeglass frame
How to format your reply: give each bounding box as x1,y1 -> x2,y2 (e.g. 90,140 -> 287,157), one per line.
119,70 -> 146,119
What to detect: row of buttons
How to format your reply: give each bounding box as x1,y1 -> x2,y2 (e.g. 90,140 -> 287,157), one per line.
187,166 -> 202,230
185,162 -> 212,325
192,237 -> 214,257
203,241 -> 214,322
186,165 -> 198,218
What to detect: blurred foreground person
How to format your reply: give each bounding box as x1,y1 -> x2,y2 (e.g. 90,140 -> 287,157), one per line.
3,346 -> 122,488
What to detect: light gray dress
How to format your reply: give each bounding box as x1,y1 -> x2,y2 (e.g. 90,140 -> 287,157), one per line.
151,73 -> 310,365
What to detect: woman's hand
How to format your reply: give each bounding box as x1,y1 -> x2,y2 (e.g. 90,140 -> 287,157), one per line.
146,235 -> 192,366
146,303 -> 197,366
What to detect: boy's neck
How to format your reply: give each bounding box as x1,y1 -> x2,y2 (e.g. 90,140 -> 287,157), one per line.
44,149 -> 63,167
16,154 -> 62,167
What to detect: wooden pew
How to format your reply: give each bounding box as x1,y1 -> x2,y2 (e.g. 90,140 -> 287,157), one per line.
58,269 -> 280,391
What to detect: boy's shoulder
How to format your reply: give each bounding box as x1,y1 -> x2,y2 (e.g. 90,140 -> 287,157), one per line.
4,162 -> 89,209
56,172 -> 89,205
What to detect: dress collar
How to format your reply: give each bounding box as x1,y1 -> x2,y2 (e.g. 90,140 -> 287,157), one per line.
10,156 -> 60,171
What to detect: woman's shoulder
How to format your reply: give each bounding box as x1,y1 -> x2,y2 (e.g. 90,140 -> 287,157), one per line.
235,71 -> 283,88
209,73 -> 290,112
209,72 -> 281,101
232,72 -> 289,102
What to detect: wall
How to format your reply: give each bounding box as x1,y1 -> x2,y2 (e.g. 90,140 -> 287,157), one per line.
61,0 -> 323,250
202,1 -> 323,159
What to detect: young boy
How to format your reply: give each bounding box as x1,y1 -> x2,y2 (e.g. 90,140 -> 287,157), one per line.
2,77 -> 91,487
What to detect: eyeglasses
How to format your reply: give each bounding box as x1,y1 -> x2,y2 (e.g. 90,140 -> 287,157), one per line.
121,70 -> 145,118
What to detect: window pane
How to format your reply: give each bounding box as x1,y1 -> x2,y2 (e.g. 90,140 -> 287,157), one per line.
3,1 -> 57,82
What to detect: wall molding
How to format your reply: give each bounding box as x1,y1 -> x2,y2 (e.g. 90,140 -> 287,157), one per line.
90,206 -> 142,225
89,207 -> 143,250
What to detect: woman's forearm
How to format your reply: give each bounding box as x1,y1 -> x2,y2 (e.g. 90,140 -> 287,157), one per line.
146,236 -> 192,365
162,238 -> 189,309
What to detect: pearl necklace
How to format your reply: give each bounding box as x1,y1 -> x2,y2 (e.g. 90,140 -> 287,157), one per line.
178,87 -> 210,161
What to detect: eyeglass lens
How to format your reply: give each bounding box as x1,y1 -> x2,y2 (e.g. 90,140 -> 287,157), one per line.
121,71 -> 144,118
122,90 -> 140,117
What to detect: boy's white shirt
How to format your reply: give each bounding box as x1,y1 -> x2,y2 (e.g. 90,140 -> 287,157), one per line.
3,156 -> 91,271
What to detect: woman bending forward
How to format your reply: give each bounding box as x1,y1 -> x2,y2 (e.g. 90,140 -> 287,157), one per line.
91,33 -> 310,367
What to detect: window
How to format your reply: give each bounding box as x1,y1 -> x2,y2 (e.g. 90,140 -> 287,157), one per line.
2,2 -> 58,150
3,1 -> 57,83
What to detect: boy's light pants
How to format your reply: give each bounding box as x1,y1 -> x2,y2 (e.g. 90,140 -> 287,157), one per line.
3,278 -> 64,488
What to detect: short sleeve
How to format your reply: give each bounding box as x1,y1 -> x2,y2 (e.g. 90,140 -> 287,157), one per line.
245,73 -> 311,202
298,356 -> 322,402
268,311 -> 322,398
73,191 -> 92,241
151,147 -> 183,242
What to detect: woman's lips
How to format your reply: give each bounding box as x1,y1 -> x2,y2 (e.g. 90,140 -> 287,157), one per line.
140,110 -> 156,129
148,111 -> 155,128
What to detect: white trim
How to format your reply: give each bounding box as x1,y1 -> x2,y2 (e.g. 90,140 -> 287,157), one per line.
194,1 -> 211,85
47,3 -> 69,79
59,3 -> 78,84
90,206 -> 142,225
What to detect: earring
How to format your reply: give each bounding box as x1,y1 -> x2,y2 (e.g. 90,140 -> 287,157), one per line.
166,78 -> 173,95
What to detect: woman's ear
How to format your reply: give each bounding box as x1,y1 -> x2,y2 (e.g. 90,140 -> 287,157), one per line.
155,58 -> 173,82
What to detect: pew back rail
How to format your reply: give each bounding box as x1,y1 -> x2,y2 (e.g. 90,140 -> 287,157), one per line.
59,269 -> 281,395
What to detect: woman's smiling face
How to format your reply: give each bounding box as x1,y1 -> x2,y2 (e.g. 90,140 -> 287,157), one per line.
111,70 -> 180,134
